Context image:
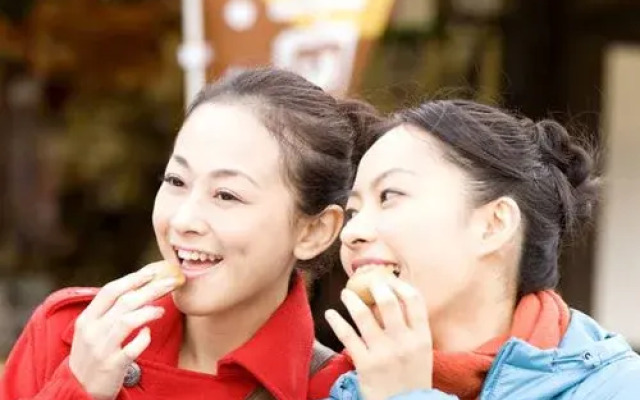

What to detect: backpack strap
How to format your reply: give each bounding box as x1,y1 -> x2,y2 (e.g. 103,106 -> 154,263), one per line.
244,386 -> 273,400
309,340 -> 337,375
245,340 -> 337,400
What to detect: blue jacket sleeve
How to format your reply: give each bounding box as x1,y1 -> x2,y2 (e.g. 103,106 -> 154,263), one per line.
327,372 -> 458,400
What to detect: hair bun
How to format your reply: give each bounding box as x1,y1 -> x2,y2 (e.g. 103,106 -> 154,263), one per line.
532,119 -> 599,231
533,120 -> 592,188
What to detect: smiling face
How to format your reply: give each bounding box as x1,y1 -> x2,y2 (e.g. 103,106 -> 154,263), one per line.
152,102 -> 305,315
341,124 -> 489,319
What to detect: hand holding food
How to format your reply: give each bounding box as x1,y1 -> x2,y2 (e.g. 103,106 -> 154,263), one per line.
68,261 -> 182,400
326,276 -> 434,400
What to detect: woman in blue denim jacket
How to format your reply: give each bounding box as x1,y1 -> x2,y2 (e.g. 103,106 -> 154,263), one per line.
324,100 -> 640,400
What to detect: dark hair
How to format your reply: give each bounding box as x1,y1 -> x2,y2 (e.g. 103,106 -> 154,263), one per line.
185,67 -> 381,276
389,100 -> 598,297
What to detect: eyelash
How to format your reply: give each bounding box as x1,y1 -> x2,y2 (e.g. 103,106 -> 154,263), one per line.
162,174 -> 185,187
162,174 -> 242,203
344,189 -> 404,220
380,189 -> 404,204
344,208 -> 358,221
213,189 -> 241,202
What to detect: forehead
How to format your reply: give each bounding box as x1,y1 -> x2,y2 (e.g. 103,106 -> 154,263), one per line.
174,102 -> 282,179
356,124 -> 447,183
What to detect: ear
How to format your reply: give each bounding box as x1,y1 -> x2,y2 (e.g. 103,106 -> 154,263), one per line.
471,196 -> 522,257
294,205 -> 344,260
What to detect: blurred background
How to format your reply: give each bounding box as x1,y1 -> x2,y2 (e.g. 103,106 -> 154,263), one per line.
1,0 -> 639,362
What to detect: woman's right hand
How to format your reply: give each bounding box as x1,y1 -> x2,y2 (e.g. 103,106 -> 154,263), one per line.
68,261 -> 180,400
326,278 -> 434,400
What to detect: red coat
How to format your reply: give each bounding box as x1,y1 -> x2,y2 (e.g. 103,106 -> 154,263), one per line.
0,275 -> 352,400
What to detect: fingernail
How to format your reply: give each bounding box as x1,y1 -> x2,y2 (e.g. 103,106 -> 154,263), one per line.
157,278 -> 178,289
153,307 -> 165,317
139,269 -> 156,280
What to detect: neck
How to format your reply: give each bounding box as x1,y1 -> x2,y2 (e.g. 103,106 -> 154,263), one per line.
179,276 -> 291,374
430,275 -> 516,353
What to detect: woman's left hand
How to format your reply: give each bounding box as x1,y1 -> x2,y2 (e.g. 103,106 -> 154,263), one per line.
325,278 -> 433,400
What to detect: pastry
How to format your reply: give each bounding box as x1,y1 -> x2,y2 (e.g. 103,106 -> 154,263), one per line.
345,265 -> 397,305
152,260 -> 186,288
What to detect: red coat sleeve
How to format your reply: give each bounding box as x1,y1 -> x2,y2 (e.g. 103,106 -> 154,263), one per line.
307,352 -> 353,400
0,299 -> 93,400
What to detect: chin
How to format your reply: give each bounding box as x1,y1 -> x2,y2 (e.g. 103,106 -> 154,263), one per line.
172,288 -> 237,316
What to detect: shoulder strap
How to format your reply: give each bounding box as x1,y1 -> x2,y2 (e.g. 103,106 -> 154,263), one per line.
244,340 -> 337,400
309,340 -> 336,375
244,386 -> 273,400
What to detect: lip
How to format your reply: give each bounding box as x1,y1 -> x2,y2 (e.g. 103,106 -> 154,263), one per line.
351,258 -> 398,274
170,244 -> 223,280
171,244 -> 219,256
180,260 -> 222,279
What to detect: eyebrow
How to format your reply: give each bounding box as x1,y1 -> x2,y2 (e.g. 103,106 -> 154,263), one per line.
172,155 -> 261,188
348,168 -> 416,198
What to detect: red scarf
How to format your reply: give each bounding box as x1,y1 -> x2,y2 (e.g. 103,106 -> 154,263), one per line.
432,290 -> 570,399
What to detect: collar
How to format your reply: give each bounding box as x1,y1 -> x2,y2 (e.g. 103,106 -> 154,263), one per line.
62,274 -> 314,400
218,273 -> 314,400
494,310 -> 633,370
481,309 -> 637,398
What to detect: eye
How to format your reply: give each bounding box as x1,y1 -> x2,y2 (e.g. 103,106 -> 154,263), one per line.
380,189 -> 404,204
214,189 -> 241,202
162,174 -> 185,187
344,208 -> 358,222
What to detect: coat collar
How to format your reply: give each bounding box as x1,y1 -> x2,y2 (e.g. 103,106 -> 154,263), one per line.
480,310 -> 636,398
63,274 -> 314,400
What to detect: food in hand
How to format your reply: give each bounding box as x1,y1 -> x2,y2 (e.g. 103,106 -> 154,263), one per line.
152,261 -> 186,288
346,265 -> 398,305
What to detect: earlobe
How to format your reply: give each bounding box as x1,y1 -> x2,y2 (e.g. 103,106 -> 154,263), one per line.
477,196 -> 521,256
294,205 -> 344,260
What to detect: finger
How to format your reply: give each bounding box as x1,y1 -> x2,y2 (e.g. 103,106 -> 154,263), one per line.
83,269 -> 156,320
103,277 -> 178,319
105,306 -> 165,347
341,289 -> 385,344
325,310 -> 368,360
388,278 -> 429,331
137,260 -> 168,276
120,327 -> 152,364
369,280 -> 406,334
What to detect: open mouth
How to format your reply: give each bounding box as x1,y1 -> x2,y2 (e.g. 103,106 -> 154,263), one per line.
173,248 -> 224,272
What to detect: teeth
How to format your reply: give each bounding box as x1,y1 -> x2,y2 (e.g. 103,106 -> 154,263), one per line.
177,249 -> 220,262
358,263 -> 399,274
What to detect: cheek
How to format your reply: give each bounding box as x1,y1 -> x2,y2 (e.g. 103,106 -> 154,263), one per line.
152,193 -> 177,260
217,207 -> 295,258
152,192 -> 171,235
379,205 -> 468,270
392,212 -> 474,308
339,245 -> 352,276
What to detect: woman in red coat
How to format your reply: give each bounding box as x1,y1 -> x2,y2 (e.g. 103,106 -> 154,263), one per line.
0,68 -> 379,400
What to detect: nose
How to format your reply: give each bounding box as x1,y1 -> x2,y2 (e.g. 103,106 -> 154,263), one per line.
170,195 -> 208,236
340,210 -> 377,249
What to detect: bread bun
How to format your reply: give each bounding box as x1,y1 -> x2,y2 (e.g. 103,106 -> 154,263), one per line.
345,265 -> 396,305
152,261 -> 186,288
